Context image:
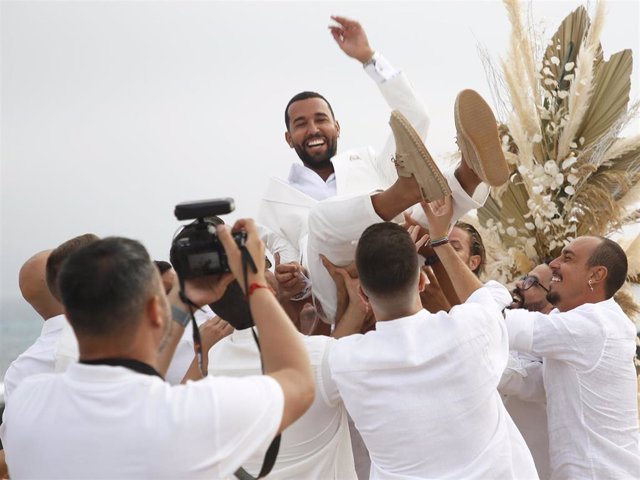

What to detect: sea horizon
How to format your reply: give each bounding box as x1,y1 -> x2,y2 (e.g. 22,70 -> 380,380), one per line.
1,295 -> 43,379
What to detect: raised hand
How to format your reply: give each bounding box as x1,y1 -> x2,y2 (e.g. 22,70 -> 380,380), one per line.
420,196 -> 453,239
328,15 -> 374,64
217,219 -> 266,293
274,252 -> 307,300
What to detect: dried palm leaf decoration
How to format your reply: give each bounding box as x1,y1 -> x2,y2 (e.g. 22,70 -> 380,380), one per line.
474,0 -> 640,320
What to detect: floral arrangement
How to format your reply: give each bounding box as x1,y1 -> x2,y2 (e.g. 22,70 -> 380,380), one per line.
473,0 -> 640,318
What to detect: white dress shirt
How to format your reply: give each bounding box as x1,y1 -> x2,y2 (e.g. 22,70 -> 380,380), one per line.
209,329 -> 356,479
328,282 -> 538,479
2,314 -> 78,403
499,352 -> 550,480
506,299 -> 640,479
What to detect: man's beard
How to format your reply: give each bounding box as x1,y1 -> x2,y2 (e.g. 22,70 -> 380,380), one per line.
294,136 -> 338,171
546,290 -> 560,306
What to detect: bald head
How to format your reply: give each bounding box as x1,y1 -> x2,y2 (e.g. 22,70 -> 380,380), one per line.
19,250 -> 64,320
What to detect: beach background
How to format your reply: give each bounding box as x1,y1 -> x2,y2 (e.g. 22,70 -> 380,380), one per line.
1,0 -> 638,379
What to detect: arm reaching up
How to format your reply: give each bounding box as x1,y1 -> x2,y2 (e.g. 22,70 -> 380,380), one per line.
422,197 -> 483,303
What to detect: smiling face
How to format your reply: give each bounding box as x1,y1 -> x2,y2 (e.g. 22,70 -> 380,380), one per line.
285,97 -> 340,171
547,236 -> 603,312
512,264 -> 553,313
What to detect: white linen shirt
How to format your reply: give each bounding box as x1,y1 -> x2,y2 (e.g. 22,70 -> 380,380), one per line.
2,314 -> 78,403
328,281 -> 538,479
506,299 -> 640,479
0,363 -> 284,479
209,329 -> 356,480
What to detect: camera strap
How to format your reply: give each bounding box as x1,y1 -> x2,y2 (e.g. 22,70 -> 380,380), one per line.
178,285 -> 206,377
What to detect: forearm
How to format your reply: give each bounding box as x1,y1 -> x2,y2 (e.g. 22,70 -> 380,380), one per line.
181,355 -> 204,383
250,289 -> 312,378
433,243 -> 483,303
332,303 -> 368,338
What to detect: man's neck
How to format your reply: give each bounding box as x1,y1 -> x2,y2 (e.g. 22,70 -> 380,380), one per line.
77,337 -> 159,371
304,164 -> 335,182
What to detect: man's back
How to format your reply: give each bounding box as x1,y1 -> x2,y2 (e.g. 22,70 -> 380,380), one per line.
328,283 -> 537,479
1,363 -> 284,479
209,330 -> 356,479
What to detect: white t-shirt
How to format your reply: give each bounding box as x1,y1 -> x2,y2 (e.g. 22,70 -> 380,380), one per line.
328,282 -> 538,479
209,329 -> 356,479
2,314 -> 78,403
506,299 -> 640,479
0,363 -> 284,479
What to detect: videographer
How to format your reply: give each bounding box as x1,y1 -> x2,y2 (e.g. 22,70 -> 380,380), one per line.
0,219 -> 315,479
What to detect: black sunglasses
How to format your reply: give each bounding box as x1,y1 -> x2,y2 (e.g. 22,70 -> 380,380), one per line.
520,275 -> 550,293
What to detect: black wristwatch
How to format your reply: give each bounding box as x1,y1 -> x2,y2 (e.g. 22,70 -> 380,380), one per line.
171,305 -> 191,327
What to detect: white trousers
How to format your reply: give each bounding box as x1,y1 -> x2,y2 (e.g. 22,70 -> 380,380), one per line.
307,164 -> 488,323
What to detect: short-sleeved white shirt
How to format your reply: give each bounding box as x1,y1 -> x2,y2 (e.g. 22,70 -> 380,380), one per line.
328,281 -> 538,479
0,363 -> 284,479
2,314 -> 78,403
209,329 -> 356,479
506,299 -> 640,479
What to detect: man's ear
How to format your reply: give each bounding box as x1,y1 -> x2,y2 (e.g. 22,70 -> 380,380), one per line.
418,269 -> 428,293
589,265 -> 608,287
335,120 -> 341,138
285,131 -> 294,148
358,284 -> 370,308
468,255 -> 481,274
146,295 -> 165,329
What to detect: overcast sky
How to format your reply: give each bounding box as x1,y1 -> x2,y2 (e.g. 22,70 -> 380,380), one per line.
1,0 -> 638,321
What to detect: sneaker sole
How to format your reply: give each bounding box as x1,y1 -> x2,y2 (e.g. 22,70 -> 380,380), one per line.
390,111 -> 451,202
454,89 -> 509,187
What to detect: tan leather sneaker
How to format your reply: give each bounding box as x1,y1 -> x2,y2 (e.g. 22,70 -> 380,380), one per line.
389,110 -> 451,202
454,89 -> 510,187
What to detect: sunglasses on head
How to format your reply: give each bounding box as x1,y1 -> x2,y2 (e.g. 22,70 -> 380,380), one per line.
520,275 -> 550,293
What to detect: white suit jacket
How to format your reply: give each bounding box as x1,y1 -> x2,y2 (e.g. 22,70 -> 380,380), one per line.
258,72 -> 429,264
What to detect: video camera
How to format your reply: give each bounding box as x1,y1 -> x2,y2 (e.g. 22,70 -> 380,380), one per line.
171,198 -> 246,278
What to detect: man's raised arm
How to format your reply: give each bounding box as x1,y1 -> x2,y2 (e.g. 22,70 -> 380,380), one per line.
422,197 -> 484,303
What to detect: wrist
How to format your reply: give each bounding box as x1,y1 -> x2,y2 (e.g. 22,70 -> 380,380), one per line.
360,49 -> 376,65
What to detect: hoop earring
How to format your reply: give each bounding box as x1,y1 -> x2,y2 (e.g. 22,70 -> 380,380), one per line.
588,279 -> 594,292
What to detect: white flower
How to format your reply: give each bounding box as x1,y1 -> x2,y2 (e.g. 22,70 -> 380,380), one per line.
526,237 -> 537,247
543,67 -> 553,76
563,74 -> 575,81
532,185 -> 544,194
544,78 -> 556,86
565,62 -> 575,71
562,157 -> 577,170
532,134 -> 542,143
557,91 -> 569,99
506,227 -> 518,237
550,56 -> 560,65
518,165 -> 529,175
579,137 -> 585,145
534,216 -> 546,229
564,185 -> 576,195
570,142 -> 578,149
525,222 -> 535,230
567,173 -> 579,185
544,160 -> 559,175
